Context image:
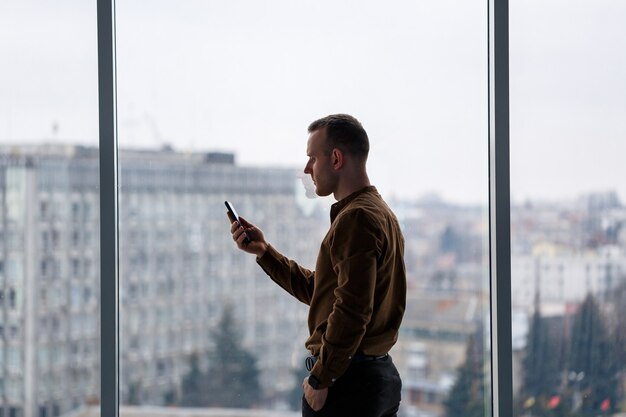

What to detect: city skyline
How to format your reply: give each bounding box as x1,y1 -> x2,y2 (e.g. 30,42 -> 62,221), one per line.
0,142 -> 622,209
0,143 -> 624,416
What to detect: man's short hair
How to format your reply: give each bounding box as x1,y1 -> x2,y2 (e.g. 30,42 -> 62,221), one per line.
308,114 -> 369,160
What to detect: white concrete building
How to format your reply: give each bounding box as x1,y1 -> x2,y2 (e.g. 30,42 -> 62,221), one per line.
511,245 -> 626,311
0,145 -> 326,417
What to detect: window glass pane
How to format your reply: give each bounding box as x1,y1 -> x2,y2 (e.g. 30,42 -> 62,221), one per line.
511,1 -> 626,415
116,1 -> 491,416
0,1 -> 100,416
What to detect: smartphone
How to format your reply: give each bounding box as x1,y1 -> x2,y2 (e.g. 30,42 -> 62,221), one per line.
224,201 -> 251,244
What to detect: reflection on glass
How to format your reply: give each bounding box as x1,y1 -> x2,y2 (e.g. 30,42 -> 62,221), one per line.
116,1 -> 490,416
0,1 -> 100,417
511,1 -> 626,416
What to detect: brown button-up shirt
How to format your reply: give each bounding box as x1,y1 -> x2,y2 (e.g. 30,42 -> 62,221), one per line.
257,186 -> 406,388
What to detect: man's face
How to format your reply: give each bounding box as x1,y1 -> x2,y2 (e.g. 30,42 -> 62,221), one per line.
304,128 -> 338,197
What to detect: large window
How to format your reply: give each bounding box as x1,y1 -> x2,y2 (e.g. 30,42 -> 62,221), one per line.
0,1 -> 100,417
12,0 -> 615,415
510,1 -> 626,416
114,1 -> 491,416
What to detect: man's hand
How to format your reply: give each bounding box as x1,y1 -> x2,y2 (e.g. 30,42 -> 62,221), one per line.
303,377 -> 329,412
227,214 -> 268,258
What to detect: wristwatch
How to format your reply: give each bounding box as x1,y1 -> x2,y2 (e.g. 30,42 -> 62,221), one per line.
307,374 -> 321,390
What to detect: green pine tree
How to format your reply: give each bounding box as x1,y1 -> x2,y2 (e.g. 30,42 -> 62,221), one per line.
179,353 -> 206,406
204,304 -> 261,408
568,293 -> 617,416
520,298 -> 565,416
608,280 -> 626,411
444,326 -> 486,417
178,305 -> 261,408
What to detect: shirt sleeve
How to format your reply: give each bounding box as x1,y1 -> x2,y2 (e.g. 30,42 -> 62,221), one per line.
256,244 -> 315,305
311,209 -> 382,387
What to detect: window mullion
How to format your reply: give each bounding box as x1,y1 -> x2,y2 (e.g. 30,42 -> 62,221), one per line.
97,0 -> 119,415
489,0 -> 513,415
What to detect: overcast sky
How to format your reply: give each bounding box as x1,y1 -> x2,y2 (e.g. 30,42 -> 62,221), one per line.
1,0 -> 624,205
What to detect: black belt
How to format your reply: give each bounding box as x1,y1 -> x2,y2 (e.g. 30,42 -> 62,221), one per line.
305,353 -> 388,371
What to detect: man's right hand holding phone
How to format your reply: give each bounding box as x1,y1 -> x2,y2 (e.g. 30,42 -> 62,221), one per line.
228,214 -> 268,258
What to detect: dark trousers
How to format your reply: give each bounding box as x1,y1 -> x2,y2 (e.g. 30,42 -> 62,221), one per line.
302,355 -> 402,417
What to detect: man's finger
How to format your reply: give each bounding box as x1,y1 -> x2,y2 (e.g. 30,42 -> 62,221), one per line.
238,216 -> 252,228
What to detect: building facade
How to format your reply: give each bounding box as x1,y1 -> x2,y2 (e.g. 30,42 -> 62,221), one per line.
0,145 -> 326,416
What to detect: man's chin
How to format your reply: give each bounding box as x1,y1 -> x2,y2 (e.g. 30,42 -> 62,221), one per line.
315,188 -> 332,198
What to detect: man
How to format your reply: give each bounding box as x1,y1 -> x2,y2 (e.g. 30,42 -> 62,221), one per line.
228,114 -> 406,416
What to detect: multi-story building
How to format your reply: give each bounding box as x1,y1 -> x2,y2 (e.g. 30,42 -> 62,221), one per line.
116,147 -> 323,407
511,245 -> 626,312
509,194 -> 626,345
0,145 -> 101,417
0,144 -> 327,417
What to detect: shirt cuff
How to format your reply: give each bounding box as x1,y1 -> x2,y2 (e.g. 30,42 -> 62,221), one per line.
310,357 -> 344,389
256,244 -> 281,271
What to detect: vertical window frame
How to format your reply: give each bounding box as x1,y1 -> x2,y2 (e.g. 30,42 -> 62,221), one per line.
488,0 -> 513,415
97,0 -> 119,415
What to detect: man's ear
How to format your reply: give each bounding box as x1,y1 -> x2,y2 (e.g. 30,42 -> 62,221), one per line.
331,148 -> 344,170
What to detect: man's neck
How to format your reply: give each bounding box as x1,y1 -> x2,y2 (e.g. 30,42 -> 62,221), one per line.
333,176 -> 371,202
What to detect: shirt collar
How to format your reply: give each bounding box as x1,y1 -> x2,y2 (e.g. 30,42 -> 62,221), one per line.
330,185 -> 378,222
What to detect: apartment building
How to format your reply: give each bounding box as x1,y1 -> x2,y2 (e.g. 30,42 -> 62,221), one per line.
0,145 -> 324,417
511,245 -> 626,312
